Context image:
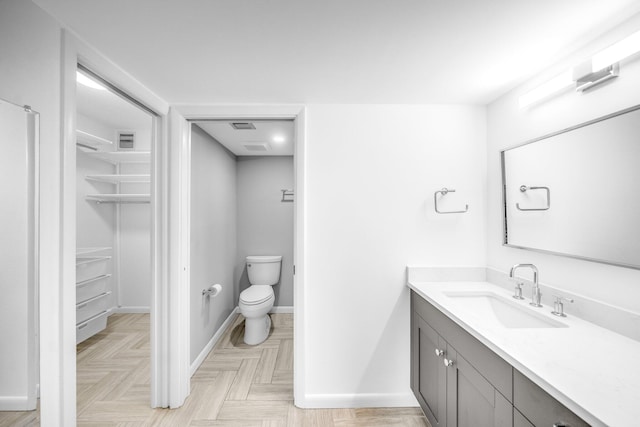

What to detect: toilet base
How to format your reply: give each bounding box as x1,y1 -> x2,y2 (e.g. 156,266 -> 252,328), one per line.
243,314 -> 272,345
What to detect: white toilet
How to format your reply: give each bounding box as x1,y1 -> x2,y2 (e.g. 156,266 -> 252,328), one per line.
239,255 -> 282,345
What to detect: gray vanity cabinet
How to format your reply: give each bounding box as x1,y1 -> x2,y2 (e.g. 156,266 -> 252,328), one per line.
513,370 -> 589,427
412,313 -> 447,426
447,347 -> 512,427
411,292 -> 512,427
411,290 -> 591,427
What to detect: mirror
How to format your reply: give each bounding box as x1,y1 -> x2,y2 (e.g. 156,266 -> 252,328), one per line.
501,104 -> 640,269
0,98 -> 39,411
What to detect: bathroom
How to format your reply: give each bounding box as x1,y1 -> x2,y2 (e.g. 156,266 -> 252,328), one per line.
189,120 -> 295,357
1,0 -> 640,425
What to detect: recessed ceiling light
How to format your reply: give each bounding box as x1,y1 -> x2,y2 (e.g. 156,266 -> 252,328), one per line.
76,71 -> 106,91
272,135 -> 286,144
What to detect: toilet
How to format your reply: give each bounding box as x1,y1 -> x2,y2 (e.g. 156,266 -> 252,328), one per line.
239,255 -> 282,345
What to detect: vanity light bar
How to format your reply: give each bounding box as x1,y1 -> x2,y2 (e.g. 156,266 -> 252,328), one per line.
592,29 -> 640,72
519,28 -> 640,108
518,70 -> 574,108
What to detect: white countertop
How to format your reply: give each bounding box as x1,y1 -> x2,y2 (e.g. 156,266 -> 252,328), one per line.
408,280 -> 640,427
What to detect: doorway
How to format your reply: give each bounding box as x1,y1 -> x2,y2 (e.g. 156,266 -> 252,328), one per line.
74,66 -> 155,420
169,105 -> 307,407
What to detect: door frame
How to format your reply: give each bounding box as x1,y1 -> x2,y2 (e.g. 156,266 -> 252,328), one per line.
173,104 -> 308,407
53,30 -> 170,425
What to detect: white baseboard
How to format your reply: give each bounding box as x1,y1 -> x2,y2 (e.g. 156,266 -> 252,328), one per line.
0,396 -> 36,411
270,306 -> 294,314
190,307 -> 239,376
298,392 -> 419,409
113,306 -> 150,314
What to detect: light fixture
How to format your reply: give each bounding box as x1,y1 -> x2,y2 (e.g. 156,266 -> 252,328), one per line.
518,27 -> 640,108
591,29 -> 640,72
76,71 -> 106,91
518,70 -> 574,108
574,63 -> 619,92
272,135 -> 286,144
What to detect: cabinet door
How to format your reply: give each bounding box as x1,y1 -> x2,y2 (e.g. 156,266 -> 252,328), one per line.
412,312 -> 447,427
446,347 -> 512,427
514,409 -> 534,427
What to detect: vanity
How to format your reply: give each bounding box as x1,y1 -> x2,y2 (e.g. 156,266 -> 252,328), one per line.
407,103 -> 640,426
408,273 -> 640,427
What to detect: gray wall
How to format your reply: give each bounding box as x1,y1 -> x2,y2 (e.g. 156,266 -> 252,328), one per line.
236,156 -> 294,307
190,125 -> 237,363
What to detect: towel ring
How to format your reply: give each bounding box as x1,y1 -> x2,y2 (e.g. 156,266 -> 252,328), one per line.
434,188 -> 469,214
516,185 -> 550,211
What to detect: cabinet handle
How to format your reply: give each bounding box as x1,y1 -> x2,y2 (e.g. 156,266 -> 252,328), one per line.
443,358 -> 454,367
434,348 -> 444,357
552,424 -> 569,427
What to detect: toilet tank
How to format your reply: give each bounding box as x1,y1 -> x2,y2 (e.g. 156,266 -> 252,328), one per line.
246,255 -> 282,286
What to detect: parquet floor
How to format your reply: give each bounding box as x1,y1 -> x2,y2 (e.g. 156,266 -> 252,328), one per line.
0,313 -> 429,426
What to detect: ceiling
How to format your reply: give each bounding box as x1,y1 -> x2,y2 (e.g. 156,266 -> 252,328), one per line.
36,0 -> 640,105
76,72 -> 152,130
194,121 -> 294,156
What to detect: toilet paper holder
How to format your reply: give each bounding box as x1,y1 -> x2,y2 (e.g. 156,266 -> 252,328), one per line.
202,284 -> 222,297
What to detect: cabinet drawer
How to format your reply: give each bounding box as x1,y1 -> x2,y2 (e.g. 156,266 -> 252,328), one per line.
76,291 -> 111,324
411,291 -> 512,401
514,408 -> 534,427
76,274 -> 111,303
76,256 -> 111,283
76,311 -> 109,344
514,370 -> 589,427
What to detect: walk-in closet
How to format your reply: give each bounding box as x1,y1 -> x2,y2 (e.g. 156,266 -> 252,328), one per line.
75,69 -> 152,346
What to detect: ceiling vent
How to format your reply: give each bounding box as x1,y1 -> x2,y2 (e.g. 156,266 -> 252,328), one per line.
117,131 -> 135,151
230,122 -> 256,130
243,143 -> 270,152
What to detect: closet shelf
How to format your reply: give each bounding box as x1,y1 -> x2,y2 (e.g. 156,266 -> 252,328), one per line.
86,174 -> 151,184
86,194 -> 150,204
76,274 -> 112,288
84,151 -> 151,164
76,129 -> 113,151
76,247 -> 112,257
76,255 -> 112,266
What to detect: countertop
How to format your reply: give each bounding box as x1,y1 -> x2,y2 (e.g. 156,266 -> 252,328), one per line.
408,280 -> 640,427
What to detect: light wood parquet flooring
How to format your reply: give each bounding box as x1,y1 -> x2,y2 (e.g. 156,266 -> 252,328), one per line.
0,313 -> 429,427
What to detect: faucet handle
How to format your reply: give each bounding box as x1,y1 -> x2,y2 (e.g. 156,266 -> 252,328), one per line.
512,282 -> 525,300
551,295 -> 574,317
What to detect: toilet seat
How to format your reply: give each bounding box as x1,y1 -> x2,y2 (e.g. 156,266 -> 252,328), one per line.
240,286 -> 273,306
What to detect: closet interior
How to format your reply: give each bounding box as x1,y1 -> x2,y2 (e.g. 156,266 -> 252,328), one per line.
75,69 -> 153,343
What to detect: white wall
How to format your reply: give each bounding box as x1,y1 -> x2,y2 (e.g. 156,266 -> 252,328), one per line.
236,156 -> 294,307
303,105 -> 486,406
0,0 -> 65,419
118,128 -> 152,311
190,125 -> 237,364
76,114 -> 116,250
0,101 -> 37,409
487,13 -> 640,314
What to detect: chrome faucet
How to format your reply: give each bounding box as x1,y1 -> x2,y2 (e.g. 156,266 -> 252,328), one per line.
509,264 -> 542,307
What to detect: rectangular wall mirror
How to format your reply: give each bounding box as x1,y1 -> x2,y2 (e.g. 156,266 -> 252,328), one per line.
501,104 -> 640,269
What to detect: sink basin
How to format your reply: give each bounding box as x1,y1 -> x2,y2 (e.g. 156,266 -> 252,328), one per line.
443,291 -> 568,329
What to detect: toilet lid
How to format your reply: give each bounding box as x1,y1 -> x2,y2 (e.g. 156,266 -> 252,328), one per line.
240,286 -> 274,305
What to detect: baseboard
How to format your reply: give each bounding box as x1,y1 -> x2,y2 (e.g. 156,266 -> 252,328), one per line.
190,307 -> 239,376
270,306 -> 294,314
112,306 -> 150,314
0,396 -> 36,411
299,392 -> 419,409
